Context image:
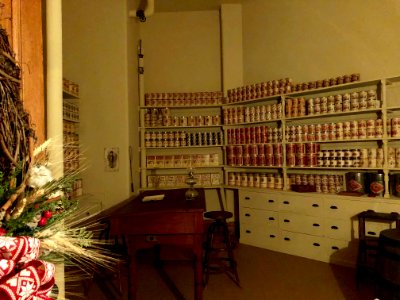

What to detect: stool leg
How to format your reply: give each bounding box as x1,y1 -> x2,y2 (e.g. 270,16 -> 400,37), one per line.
203,222 -> 216,286
221,220 -> 240,286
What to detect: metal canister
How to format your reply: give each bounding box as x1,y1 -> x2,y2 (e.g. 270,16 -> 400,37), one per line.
345,172 -> 366,194
368,173 -> 385,197
390,174 -> 400,197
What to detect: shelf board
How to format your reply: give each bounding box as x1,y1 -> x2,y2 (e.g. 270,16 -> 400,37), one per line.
387,106 -> 400,112
286,138 -> 382,144
285,107 -> 382,121
140,104 -> 222,109
287,166 -> 383,171
223,119 -> 280,127
287,79 -> 382,97
63,90 -> 79,99
141,125 -> 222,130
223,94 -> 281,106
224,165 -> 283,170
144,145 -> 224,150
139,185 -> 223,191
145,166 -> 222,170
63,117 -> 79,123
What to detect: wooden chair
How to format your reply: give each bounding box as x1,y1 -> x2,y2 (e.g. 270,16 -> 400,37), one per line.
356,210 -> 400,288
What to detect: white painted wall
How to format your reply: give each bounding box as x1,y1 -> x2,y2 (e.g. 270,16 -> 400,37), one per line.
62,0 -> 140,209
242,0 -> 400,84
139,10 -> 221,92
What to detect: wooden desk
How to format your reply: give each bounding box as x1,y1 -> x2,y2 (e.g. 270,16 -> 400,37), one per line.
108,188 -> 205,300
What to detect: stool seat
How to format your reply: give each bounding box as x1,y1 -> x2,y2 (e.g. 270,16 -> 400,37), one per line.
204,210 -> 233,220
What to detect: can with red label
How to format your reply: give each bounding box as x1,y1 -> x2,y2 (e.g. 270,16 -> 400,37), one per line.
368,173 -> 384,197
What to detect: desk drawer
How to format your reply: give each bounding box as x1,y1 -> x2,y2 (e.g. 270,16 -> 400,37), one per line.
110,211 -> 204,235
130,234 -> 200,249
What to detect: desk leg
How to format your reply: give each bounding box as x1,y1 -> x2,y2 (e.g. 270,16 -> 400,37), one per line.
127,242 -> 138,300
194,235 -> 203,300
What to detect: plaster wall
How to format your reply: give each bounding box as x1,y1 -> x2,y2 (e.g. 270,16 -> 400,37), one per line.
242,0 -> 400,84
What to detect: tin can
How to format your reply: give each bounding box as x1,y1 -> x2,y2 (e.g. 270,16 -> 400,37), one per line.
368,173 -> 384,197
345,172 -> 366,193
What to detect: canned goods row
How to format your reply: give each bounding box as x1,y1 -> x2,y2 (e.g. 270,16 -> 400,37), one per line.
145,131 -> 187,147
291,73 -> 360,92
223,103 -> 282,125
285,119 -> 383,142
285,89 -> 378,118
388,118 -> 400,137
388,147 -> 400,168
63,121 -> 78,134
285,143 -> 320,154
144,91 -> 223,106
226,78 -> 293,103
227,153 -> 283,167
146,154 -> 219,168
63,78 -> 79,96
63,133 -> 79,145
144,108 -> 221,127
186,132 -> 223,146
316,148 -> 384,168
63,102 -> 79,121
288,173 -> 344,194
64,159 -> 80,173
147,173 -> 221,188
227,126 -> 282,144
227,172 -> 283,189
227,144 -> 283,156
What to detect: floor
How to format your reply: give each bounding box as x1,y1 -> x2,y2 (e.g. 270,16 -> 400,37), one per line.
67,243 -> 377,300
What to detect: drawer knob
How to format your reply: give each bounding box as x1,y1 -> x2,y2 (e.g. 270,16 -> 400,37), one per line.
268,199 -> 275,203
330,205 -> 338,210
313,223 -> 320,227
245,197 -> 250,200
245,213 -> 251,217
313,243 -> 320,247
284,219 -> 290,223
331,226 -> 338,230
367,231 -> 377,236
284,237 -> 290,241
332,246 -> 339,250
283,200 -> 290,205
245,230 -> 252,234
312,204 -> 319,207
268,217 -> 275,221
269,234 -> 276,238
146,235 -> 157,242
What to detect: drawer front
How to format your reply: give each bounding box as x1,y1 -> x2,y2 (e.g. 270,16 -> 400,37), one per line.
279,212 -> 324,236
239,190 -> 279,210
279,195 -> 324,216
240,207 -> 279,228
324,218 -> 352,240
280,231 -> 328,261
324,199 -> 376,219
240,223 -> 280,250
327,238 -> 358,267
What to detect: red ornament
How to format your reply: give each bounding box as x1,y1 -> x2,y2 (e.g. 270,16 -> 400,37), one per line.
34,204 -> 40,210
42,210 -> 52,219
38,217 -> 47,227
0,227 -> 7,236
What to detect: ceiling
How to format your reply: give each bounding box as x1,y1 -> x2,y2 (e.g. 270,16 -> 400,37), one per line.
154,0 -> 243,12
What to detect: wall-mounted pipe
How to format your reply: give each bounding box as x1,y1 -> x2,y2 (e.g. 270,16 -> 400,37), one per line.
128,0 -> 154,22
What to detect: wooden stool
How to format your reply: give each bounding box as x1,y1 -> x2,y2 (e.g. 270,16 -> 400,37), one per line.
356,210 -> 400,288
376,229 -> 400,300
203,211 -> 240,287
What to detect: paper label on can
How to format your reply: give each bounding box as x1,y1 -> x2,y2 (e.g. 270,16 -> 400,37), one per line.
349,179 -> 363,191
370,181 -> 384,194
